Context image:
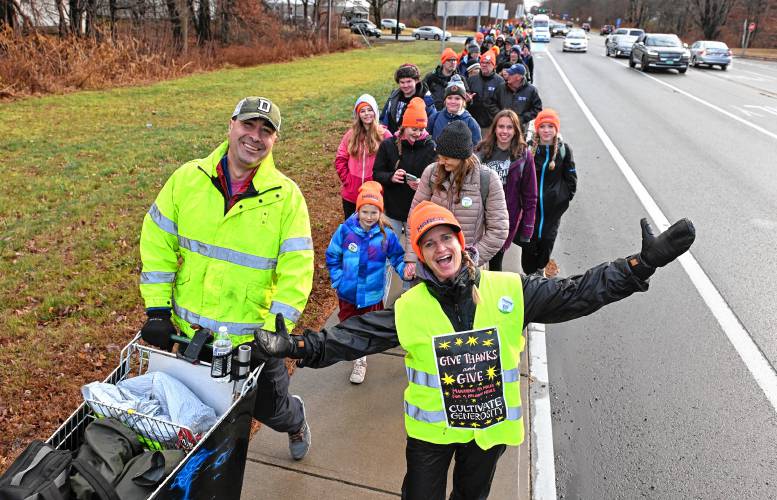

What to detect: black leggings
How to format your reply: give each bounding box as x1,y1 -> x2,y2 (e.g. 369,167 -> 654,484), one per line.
401,437 -> 506,500
342,199 -> 356,220
516,218 -> 560,274
488,248 -> 506,272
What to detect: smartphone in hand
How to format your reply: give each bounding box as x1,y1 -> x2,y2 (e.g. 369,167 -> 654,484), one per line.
405,173 -> 419,183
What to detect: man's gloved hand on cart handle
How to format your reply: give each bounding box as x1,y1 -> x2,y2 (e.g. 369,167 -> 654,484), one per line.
628,217 -> 695,280
140,307 -> 177,351
252,313 -> 306,361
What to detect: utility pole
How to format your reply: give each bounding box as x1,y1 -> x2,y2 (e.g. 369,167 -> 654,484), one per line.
440,1 -> 448,52
395,0 -> 401,40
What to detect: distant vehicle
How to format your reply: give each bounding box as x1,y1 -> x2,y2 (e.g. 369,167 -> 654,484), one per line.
412,26 -> 451,40
380,18 -> 406,33
630,33 -> 689,73
582,22 -> 591,32
605,28 -> 645,57
563,29 -> 588,52
532,14 -> 551,42
550,23 -> 568,37
690,40 -> 732,70
351,20 -> 381,38
600,24 -> 614,35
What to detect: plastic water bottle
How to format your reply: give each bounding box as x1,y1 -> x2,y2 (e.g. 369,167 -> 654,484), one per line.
211,326 -> 233,383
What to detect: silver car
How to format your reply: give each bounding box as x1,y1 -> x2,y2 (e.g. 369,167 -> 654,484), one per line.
690,40 -> 732,70
412,26 -> 451,41
605,28 -> 644,57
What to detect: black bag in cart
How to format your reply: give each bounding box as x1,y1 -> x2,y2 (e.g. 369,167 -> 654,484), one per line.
0,440 -> 72,500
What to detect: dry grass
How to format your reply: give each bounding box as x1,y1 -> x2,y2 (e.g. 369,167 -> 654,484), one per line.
0,23 -> 356,99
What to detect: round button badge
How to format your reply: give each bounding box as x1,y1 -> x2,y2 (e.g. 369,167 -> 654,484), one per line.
461,196 -> 473,208
348,242 -> 359,253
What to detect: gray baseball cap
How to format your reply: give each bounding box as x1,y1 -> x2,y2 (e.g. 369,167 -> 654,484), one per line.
231,96 -> 282,133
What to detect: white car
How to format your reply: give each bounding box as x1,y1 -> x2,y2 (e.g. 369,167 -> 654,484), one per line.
563,29 -> 588,52
381,18 -> 406,30
413,26 -> 451,41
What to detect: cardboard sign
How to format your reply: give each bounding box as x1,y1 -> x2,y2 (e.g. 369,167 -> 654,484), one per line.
432,327 -> 507,429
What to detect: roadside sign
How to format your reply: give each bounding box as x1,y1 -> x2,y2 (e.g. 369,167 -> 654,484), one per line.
748,22 -> 756,32
615,17 -> 622,28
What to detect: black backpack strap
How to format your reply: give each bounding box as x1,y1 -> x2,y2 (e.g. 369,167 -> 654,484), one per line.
72,458 -> 121,500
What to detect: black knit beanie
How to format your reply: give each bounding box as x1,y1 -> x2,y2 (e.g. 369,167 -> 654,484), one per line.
435,121 -> 473,159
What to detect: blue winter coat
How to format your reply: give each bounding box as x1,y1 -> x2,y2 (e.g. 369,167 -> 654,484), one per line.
325,214 -> 406,308
427,108 -> 482,145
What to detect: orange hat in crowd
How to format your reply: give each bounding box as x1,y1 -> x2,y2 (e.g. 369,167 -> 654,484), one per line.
402,97 -> 428,128
480,51 -> 496,64
534,108 -> 560,133
440,48 -> 459,64
356,181 -> 384,212
408,201 -> 465,263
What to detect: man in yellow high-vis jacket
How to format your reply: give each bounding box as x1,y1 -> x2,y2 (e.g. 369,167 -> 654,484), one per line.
138,97 -> 314,460
253,201 -> 695,497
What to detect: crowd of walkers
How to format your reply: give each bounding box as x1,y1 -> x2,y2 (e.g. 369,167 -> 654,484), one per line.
330,30 -> 579,376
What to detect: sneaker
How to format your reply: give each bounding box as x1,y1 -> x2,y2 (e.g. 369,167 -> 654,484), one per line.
349,357 -> 367,384
288,395 -> 311,460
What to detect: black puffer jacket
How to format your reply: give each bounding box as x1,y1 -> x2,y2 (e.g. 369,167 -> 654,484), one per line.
466,71 -> 505,128
496,80 -> 543,126
379,82 -> 436,134
372,133 -> 437,222
424,66 -> 467,111
299,256 -> 650,367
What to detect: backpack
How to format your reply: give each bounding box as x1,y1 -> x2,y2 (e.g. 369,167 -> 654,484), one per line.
0,440 -> 116,500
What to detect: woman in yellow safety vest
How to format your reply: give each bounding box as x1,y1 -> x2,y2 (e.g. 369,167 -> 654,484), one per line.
252,201 -> 695,499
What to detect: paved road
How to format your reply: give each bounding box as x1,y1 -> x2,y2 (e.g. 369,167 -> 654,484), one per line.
530,36 -> 777,498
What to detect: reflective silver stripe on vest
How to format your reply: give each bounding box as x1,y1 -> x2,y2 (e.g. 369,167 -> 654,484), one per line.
177,236 -> 277,271
502,368 -> 519,383
140,271 -> 176,284
404,401 -> 523,423
406,366 -> 519,388
406,366 -> 440,389
269,301 -> 302,323
148,203 -> 178,236
279,237 -> 313,254
173,301 -> 264,334
404,401 -> 447,423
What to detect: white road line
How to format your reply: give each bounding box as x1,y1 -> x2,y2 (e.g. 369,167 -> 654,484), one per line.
608,58 -> 777,142
528,323 -> 557,500
546,49 -> 777,415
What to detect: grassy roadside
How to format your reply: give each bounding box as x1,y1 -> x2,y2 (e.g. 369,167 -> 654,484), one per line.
0,41 -> 442,469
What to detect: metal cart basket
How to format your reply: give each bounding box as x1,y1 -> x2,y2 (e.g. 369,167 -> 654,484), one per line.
47,336 -> 262,500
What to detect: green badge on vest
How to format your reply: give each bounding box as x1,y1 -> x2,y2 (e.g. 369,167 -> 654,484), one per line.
433,327 -> 508,429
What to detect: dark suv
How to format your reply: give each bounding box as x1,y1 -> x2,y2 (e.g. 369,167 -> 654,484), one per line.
629,33 -> 689,73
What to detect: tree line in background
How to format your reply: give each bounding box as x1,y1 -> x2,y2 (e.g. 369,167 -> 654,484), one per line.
539,0 -> 775,46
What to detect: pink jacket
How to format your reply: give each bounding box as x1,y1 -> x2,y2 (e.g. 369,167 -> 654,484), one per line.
335,127 -> 392,203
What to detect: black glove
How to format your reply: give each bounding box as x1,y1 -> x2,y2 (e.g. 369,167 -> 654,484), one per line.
140,308 -> 176,350
629,218 -> 695,279
252,313 -> 306,360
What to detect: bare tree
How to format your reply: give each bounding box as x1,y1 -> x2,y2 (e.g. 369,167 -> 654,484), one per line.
367,0 -> 389,23
1,0 -> 17,28
689,0 -> 736,39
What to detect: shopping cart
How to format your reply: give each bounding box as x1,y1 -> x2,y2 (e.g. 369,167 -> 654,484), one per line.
47,334 -> 263,500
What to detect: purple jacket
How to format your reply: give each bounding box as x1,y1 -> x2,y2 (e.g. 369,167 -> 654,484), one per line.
504,149 -> 537,249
